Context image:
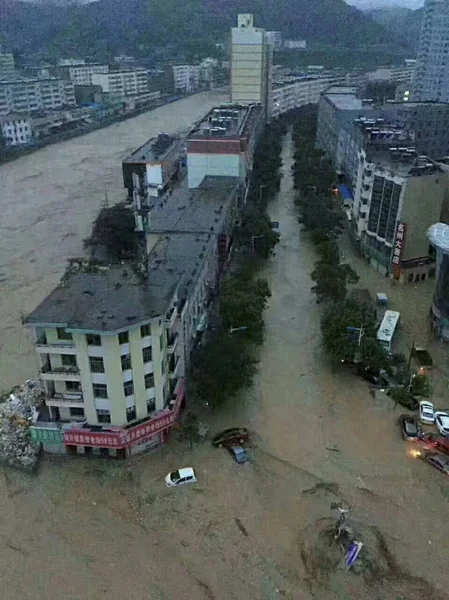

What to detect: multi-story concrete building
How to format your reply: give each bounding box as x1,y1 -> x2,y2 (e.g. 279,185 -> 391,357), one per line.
266,31 -> 283,49
366,65 -> 416,85
53,63 -> 109,86
271,75 -> 344,118
186,103 -> 263,189
316,86 -> 378,170
122,133 -> 183,199
351,146 -> 448,282
414,0 -> 449,102
91,69 -> 148,97
172,65 -> 201,93
24,176 -> 241,457
0,53 -> 15,78
230,14 -> 272,115
0,114 -> 32,146
0,78 -> 76,115
284,39 -> 307,49
428,222 -> 449,340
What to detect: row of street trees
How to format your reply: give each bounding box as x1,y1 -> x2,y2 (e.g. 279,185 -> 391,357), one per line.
190,119 -> 287,411
291,106 -> 390,370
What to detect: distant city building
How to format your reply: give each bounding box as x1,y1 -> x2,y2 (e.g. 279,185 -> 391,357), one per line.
53,63 -> 109,86
186,103 -> 263,189
58,58 -> 86,66
271,75 -> 344,118
91,69 -> 148,97
0,53 -> 15,78
428,222 -> 449,340
0,114 -> 32,146
122,133 -> 183,199
230,14 -> 272,115
0,78 -> 76,116
172,65 -> 201,93
284,39 -> 307,49
414,0 -> 449,102
266,31 -> 283,49
351,145 -> 448,282
366,65 -> 415,85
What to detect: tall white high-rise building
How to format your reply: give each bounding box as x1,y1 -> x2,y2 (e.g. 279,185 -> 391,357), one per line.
230,14 -> 272,115
414,0 -> 449,102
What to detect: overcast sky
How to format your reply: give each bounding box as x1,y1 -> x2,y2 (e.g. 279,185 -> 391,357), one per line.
346,0 -> 424,9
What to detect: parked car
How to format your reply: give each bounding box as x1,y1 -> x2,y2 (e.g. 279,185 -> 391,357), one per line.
165,467 -> 197,488
435,411 -> 449,436
419,400 -> 435,425
359,365 -> 390,387
420,450 -> 449,475
212,427 -> 249,448
397,414 -> 421,441
229,446 -> 249,464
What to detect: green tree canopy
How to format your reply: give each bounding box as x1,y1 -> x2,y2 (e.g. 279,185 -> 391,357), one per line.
85,204 -> 138,261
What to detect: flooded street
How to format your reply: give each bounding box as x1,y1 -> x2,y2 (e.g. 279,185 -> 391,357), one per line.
0,90 -> 226,392
2,134 -> 449,599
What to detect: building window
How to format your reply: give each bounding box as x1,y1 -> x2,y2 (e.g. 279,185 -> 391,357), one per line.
97,410 -> 111,423
118,331 -> 129,344
142,346 -> 152,363
160,333 -> 164,351
61,354 -> 77,368
121,354 -> 132,370
123,381 -> 134,396
140,324 -> 151,337
57,328 -> 72,341
161,359 -> 166,377
66,381 -> 81,391
147,399 -> 156,414
144,373 -> 154,389
126,406 -> 136,422
86,334 -> 101,346
89,356 -> 105,373
408,273 -> 414,283
70,407 -> 84,417
93,383 -> 108,398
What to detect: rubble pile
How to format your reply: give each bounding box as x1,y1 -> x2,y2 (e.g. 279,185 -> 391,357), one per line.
0,379 -> 44,472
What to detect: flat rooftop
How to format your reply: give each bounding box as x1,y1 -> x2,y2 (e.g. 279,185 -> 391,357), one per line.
123,133 -> 180,164
367,147 -> 444,178
323,86 -> 364,110
25,176 -> 239,332
188,103 -> 262,139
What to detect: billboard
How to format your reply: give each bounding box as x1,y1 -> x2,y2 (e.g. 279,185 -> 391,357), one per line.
392,222 -> 406,280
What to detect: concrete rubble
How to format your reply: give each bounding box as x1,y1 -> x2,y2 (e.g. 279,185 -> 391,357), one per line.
0,379 -> 44,472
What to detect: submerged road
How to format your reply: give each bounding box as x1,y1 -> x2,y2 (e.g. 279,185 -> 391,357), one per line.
0,90 -> 227,391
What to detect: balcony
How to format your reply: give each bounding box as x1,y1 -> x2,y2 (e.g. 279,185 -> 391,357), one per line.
40,365 -> 81,382
47,392 -> 84,406
167,332 -> 179,354
168,354 -> 181,379
36,340 -> 77,354
165,306 -> 177,328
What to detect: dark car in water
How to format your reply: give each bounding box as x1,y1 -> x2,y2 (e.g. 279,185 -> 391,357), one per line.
420,450 -> 449,476
212,428 -> 249,448
398,414 -> 421,441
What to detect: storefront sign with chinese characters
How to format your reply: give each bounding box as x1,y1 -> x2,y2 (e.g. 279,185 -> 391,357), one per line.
392,222 -> 407,279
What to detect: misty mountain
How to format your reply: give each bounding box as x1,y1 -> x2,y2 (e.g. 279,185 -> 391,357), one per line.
347,0 -> 423,9
0,0 -> 408,60
368,5 -> 423,51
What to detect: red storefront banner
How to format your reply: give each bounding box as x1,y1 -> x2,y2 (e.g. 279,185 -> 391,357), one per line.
64,378 -> 186,448
392,222 -> 407,280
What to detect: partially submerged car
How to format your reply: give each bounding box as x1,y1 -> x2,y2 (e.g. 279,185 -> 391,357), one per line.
212,428 -> 249,448
397,414 -> 421,441
229,446 -> 249,464
165,467 -> 197,488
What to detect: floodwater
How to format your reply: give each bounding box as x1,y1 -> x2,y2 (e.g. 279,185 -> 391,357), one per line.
0,90 -> 227,392
1,133 -> 449,599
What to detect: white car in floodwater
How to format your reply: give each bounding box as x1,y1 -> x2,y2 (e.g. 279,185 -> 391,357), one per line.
165,467 -> 197,488
419,401 -> 435,425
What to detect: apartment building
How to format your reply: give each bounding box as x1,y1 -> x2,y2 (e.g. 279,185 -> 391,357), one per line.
172,65 -> 201,93
0,78 -> 76,116
54,63 -> 109,85
91,69 -> 148,97
122,133 -> 183,198
25,176 -> 241,457
414,0 -> 449,102
0,53 -> 15,78
186,103 -> 263,188
271,75 -> 344,118
231,14 -> 272,115
351,146 -> 448,282
428,222 -> 449,340
0,114 -> 32,146
366,65 -> 416,85
266,31 -> 282,49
